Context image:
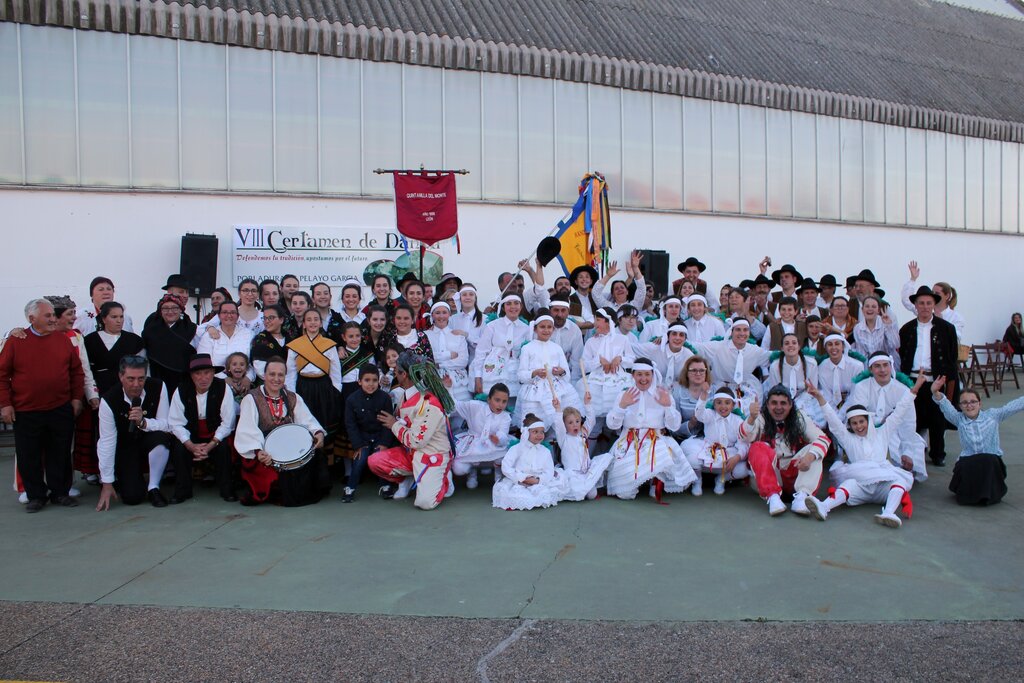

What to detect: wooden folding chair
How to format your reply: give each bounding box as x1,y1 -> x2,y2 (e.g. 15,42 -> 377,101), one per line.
996,341 -> 1020,390
965,345 -> 992,397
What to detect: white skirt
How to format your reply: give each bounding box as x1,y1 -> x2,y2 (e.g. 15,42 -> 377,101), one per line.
559,453 -> 613,501
479,349 -> 521,396
454,432 -> 507,466
578,370 -> 633,416
829,460 -> 914,491
606,429 -> 697,499
516,376 -> 581,427
492,472 -> 566,510
441,367 -> 472,402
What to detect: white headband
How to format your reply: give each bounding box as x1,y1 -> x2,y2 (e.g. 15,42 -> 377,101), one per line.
533,314 -> 554,325
458,286 -> 477,296
549,300 -> 570,309
687,294 -> 708,307
846,408 -> 871,420
667,323 -> 688,335
824,333 -> 846,344
712,391 -> 736,401
526,421 -> 547,430
868,354 -> 893,368
631,362 -> 655,372
596,309 -> 615,321
728,318 -> 750,329
430,301 -> 451,314
663,297 -> 682,307
499,294 -> 521,307
340,279 -> 363,291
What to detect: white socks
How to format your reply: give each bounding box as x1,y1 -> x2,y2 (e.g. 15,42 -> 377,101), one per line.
148,445 -> 169,491
883,486 -> 904,516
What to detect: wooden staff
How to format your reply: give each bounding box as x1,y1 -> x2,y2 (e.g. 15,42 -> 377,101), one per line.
579,357 -> 590,396
544,364 -> 557,398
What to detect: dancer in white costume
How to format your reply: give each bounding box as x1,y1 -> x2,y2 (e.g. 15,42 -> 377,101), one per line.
687,386 -> 750,496
451,383 -> 512,489
803,376 -> 924,528
578,307 -> 635,417
516,311 -> 581,428
492,414 -> 565,510
472,294 -> 530,399
604,359 -> 698,501
552,395 -> 612,501
425,302 -> 471,402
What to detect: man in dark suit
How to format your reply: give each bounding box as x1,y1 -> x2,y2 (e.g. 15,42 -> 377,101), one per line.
899,286 -> 960,466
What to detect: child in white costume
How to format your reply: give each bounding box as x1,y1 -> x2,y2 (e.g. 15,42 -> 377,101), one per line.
578,307 -> 635,416
766,333 -> 823,427
688,387 -> 750,496
552,395 -> 613,501
452,384 -> 512,489
804,377 -> 925,528
425,302 -> 471,402
605,359 -> 698,501
516,311 -> 581,428
492,415 -> 565,510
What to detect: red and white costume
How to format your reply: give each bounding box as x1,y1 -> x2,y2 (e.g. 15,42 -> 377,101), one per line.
739,411 -> 830,502
369,387 -> 453,510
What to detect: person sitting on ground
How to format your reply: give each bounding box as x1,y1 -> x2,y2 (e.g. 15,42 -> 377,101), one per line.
931,377 -> 1024,506
491,413 -> 565,510
688,386 -> 750,497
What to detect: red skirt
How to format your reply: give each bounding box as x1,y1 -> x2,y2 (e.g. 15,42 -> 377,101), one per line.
72,408 -> 99,476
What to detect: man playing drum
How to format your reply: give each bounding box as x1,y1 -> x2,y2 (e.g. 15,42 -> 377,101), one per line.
234,356 -> 330,506
370,351 -> 456,510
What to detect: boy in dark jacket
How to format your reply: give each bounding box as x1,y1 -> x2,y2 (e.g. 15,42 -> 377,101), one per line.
342,365 -> 396,502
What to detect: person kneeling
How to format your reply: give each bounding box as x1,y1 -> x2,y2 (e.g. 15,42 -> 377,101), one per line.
234,357 -> 328,507
96,356 -> 174,511
167,354 -> 239,503
803,377 -> 923,528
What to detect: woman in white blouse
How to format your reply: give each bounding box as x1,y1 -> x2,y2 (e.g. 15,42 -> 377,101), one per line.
196,301 -> 255,381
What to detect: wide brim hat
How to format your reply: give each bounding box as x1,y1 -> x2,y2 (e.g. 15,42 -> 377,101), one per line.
437,273 -> 463,292
676,257 -> 707,274
751,274 -> 774,288
569,265 -> 599,287
852,269 -> 881,287
796,277 -> 820,294
818,274 -> 838,288
908,285 -> 940,304
162,274 -> 190,291
188,353 -> 224,374
771,264 -> 802,285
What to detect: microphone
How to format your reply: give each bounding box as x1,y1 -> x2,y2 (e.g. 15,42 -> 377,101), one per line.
128,396 -> 142,432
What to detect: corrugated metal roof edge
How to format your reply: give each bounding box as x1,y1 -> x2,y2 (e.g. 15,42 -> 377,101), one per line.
3,0 -> 1022,143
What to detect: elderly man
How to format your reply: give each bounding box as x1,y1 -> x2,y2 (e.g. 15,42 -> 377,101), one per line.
740,385 -> 831,516
370,351 -> 455,510
143,274 -> 193,331
168,354 -> 239,503
0,299 -> 85,512
96,356 -> 173,510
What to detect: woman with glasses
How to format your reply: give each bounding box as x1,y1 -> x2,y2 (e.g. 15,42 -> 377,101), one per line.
251,304 -> 290,381
196,301 -> 255,381
930,377 -> 1024,506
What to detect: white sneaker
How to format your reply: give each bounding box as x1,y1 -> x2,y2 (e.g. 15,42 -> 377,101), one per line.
874,512 -> 902,528
805,496 -> 828,521
466,470 -> 479,489
790,492 -> 810,516
68,487 -> 81,498
690,477 -> 703,497
713,478 -> 725,496
18,491 -> 28,504
767,493 -> 786,516
444,470 -> 455,498
393,477 -> 414,499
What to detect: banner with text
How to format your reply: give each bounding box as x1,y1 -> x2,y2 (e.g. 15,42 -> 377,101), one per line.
233,225 -> 407,291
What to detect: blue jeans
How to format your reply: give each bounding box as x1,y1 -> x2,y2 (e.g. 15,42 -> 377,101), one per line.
349,447 -> 378,491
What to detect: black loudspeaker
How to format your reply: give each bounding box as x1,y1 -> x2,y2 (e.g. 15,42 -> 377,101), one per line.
638,249 -> 670,299
179,234 -> 219,298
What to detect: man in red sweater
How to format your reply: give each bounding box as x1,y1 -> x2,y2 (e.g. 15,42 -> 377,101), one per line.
0,298 -> 85,512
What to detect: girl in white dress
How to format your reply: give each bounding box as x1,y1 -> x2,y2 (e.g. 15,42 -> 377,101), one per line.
604,359 -> 698,501
688,386 -> 750,496
472,294 -> 530,402
516,310 -> 582,428
492,414 -> 565,510
578,307 -> 635,417
765,333 -> 823,426
452,384 -> 512,490
425,302 -> 471,402
450,285 -> 486,366
803,377 -> 925,528
552,396 -> 613,501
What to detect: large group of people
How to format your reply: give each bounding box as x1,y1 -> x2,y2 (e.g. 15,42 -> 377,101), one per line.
1,254 -> 1020,525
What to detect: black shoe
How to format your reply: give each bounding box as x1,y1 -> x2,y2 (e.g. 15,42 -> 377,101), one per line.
25,499 -> 45,513
148,489 -> 169,508
54,495 -> 79,507
931,458 -> 946,467
378,484 -> 397,500
169,494 -> 192,505
222,494 -> 239,503
342,487 -> 355,503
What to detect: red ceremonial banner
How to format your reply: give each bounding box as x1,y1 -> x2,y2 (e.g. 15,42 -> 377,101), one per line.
393,173 -> 459,244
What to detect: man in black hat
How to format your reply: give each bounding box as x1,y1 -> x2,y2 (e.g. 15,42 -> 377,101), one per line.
568,264 -> 600,331
816,274 -> 838,310
96,355 -> 173,511
850,269 -> 883,318
167,354 -> 239,503
899,286 -> 960,467
768,264 -> 802,315
796,278 -> 827,321
144,274 -> 194,332
672,257 -> 718,309
747,274 -> 776,327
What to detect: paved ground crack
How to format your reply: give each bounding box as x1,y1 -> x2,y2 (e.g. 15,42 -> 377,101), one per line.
476,619 -> 535,683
